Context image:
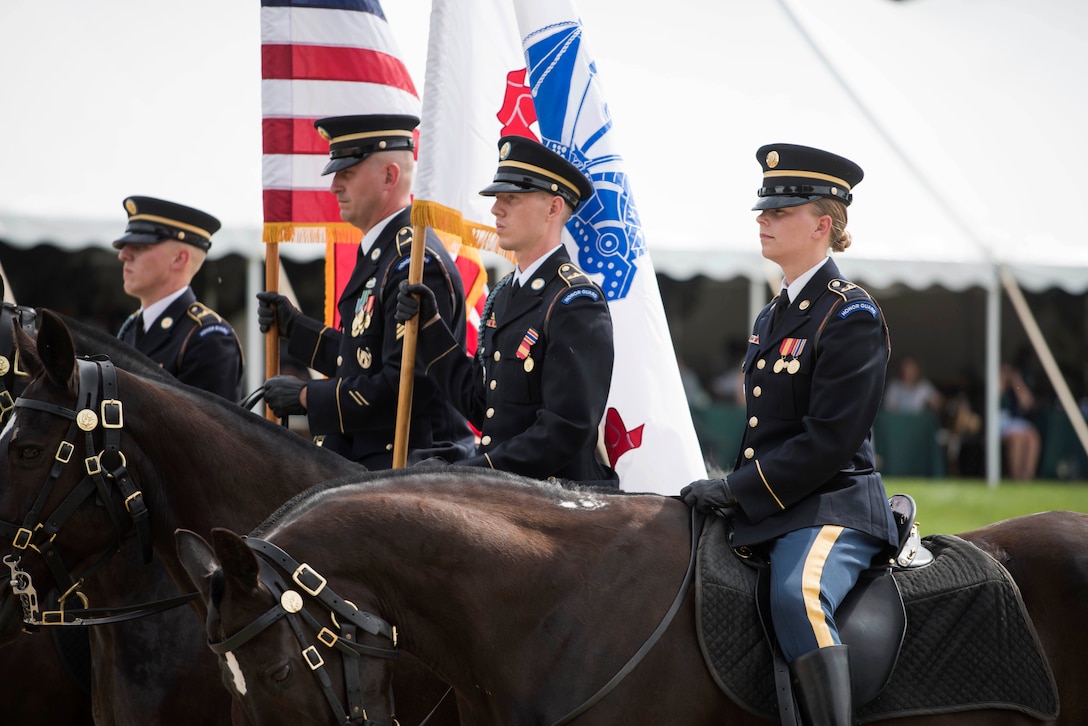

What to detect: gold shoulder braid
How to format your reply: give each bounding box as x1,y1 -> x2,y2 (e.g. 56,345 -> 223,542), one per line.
394,226 -> 413,256
558,262 -> 589,287
186,302 -> 224,325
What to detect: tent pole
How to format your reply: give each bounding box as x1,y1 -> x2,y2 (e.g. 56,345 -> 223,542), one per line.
985,273 -> 1001,486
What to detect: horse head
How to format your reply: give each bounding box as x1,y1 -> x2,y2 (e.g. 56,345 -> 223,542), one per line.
177,527 -> 400,726
0,310 -> 164,643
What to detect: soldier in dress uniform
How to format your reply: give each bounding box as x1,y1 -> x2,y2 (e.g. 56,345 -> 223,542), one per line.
396,136 -> 617,487
681,144 -> 897,725
257,114 -> 474,469
115,196 -> 244,401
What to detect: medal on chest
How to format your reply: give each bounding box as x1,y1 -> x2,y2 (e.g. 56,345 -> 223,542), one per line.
774,337 -> 807,375
352,280 -> 377,337
516,327 -> 539,372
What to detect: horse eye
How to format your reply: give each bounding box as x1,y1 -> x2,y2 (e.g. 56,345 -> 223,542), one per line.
16,446 -> 42,464
271,663 -> 291,683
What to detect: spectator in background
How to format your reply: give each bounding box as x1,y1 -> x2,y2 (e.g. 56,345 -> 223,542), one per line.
883,356 -> 942,414
999,361 -> 1041,480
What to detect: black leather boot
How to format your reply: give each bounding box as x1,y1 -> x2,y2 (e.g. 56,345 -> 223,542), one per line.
790,644 -> 854,725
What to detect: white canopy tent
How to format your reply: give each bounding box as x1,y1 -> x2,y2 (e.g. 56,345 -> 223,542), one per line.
2,0 -> 1087,481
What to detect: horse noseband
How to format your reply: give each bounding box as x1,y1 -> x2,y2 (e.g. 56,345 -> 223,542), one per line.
207,536 -> 400,726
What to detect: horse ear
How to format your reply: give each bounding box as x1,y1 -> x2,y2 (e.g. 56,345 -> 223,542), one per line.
210,528 -> 262,593
33,310 -> 78,392
13,324 -> 43,379
176,528 -> 222,604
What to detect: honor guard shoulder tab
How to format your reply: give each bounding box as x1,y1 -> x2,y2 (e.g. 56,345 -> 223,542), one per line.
186,302 -> 225,325
827,279 -> 881,321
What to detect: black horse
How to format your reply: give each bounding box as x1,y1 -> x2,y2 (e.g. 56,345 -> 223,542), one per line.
1,310 -> 455,724
0,301 -> 94,724
178,469 -> 1088,725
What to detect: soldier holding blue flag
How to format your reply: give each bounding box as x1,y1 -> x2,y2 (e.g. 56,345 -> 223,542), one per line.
396,136 -> 618,487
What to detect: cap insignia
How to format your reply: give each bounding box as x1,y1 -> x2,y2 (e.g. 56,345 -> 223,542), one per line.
766,150 -> 780,168
318,127 -> 331,141
499,141 -> 512,160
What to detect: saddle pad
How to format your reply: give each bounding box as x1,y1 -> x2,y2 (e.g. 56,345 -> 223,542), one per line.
695,517 -> 1059,722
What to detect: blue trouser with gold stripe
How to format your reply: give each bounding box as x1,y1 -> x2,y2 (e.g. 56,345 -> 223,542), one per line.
767,525 -> 885,662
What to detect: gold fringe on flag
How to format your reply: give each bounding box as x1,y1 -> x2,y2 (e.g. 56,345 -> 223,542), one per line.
410,200 -> 513,263
262,222 -> 362,245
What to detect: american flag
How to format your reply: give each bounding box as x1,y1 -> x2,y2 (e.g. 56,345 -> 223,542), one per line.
260,0 -> 420,327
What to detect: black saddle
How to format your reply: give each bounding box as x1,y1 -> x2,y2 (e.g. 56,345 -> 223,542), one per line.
754,494 -> 931,724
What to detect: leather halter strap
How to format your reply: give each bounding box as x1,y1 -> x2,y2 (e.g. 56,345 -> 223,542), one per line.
3,357 -> 190,628
207,536 -> 399,725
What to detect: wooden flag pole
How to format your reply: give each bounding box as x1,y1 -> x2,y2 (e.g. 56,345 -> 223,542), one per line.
392,225 -> 427,468
264,241 -> 280,421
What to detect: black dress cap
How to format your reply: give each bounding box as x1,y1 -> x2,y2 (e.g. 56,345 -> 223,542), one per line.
479,135 -> 594,210
112,196 -> 221,250
752,143 -> 864,211
314,114 -> 419,175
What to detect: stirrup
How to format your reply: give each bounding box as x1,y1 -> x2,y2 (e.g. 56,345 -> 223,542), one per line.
889,493 -> 933,569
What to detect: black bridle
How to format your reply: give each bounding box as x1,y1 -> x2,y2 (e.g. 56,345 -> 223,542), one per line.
0,302 -> 37,423
209,536 -> 401,726
2,356 -> 196,628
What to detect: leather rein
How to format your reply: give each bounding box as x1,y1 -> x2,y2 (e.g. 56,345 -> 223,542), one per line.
2,355 -> 197,628
210,536 -> 401,726
549,506 -> 702,726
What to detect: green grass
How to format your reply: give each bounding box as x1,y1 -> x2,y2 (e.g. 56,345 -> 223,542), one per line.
884,479 -> 1088,535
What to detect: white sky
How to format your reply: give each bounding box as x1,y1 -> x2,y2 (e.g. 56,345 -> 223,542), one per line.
2,0 -> 1087,276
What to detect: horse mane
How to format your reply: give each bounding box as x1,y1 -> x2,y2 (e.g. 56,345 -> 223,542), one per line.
54,312 -> 174,382
48,311 -> 357,475
249,465 -> 622,538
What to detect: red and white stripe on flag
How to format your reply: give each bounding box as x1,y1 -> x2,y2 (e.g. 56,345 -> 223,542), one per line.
260,0 -> 420,327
